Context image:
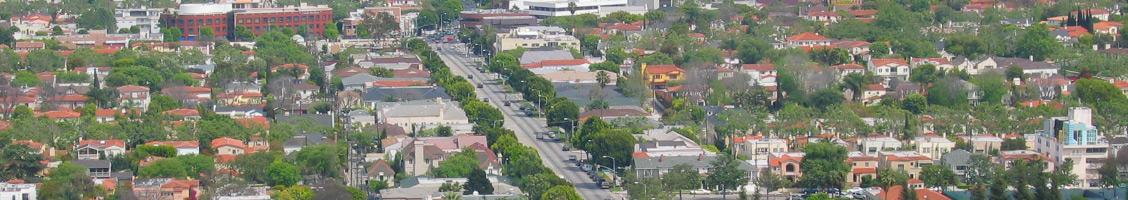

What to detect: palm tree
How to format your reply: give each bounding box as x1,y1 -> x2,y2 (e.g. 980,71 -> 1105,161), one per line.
841,72 -> 870,102
568,2 -> 578,34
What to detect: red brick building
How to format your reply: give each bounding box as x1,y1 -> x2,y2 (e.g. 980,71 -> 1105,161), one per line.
161,3 -> 332,40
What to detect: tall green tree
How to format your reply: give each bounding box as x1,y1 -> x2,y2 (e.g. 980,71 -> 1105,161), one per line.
76,7 -> 116,30
1015,24 -> 1061,61
541,185 -> 582,200
798,142 -> 849,190
39,162 -> 101,200
433,149 -> 480,178
920,164 -> 957,192
0,144 -> 44,180
267,159 -> 302,186
463,169 -> 494,195
663,164 -> 702,200
705,155 -> 750,199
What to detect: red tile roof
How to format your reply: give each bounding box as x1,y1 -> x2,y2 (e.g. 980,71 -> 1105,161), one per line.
787,32 -> 828,41
807,10 -> 839,17
236,116 -> 270,129
644,64 -> 684,74
1095,21 -> 1123,32
40,110 -> 81,119
211,137 -> 247,149
852,167 -> 877,174
866,84 -> 885,91
392,68 -> 431,78
79,139 -> 126,149
13,140 -> 44,150
521,59 -> 589,69
885,154 -> 931,162
116,85 -> 149,93
1064,26 -> 1089,37
871,58 -> 908,67
51,94 -> 89,102
848,9 -> 879,17
215,154 -> 238,163
95,109 -> 118,117
163,108 -> 200,117
878,186 -> 952,200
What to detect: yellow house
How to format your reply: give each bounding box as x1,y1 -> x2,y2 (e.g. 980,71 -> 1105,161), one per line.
641,64 -> 685,86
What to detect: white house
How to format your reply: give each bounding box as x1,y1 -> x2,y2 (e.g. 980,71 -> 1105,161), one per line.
377,98 -> 472,133
857,136 -> 902,155
0,182 -> 36,200
76,140 -> 127,160
144,141 -> 201,156
868,58 -> 911,82
740,64 -> 778,87
912,135 -> 954,160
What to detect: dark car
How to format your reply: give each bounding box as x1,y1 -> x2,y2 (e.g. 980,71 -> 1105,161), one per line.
477,84 -> 483,88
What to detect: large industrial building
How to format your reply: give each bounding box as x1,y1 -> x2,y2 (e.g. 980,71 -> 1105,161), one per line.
160,3 -> 332,40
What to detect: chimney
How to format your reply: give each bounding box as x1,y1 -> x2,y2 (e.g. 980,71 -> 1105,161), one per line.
1029,55 -> 1034,61
1105,43 -> 1111,50
658,155 -> 664,162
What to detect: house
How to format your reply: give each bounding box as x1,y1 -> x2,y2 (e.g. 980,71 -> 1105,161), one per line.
940,149 -> 973,179
163,108 -> 201,120
641,64 -> 685,87
1027,75 -> 1071,99
162,86 -> 212,106
740,63 -> 778,87
494,26 -> 580,51
768,152 -> 805,181
847,152 -> 880,186
912,135 -> 954,160
357,56 -> 422,70
1031,107 -> 1107,187
342,73 -> 381,91
832,64 -> 866,79
347,110 -> 377,127
731,134 -> 789,161
857,136 -> 902,155
803,10 -> 840,24
879,151 -> 933,179
362,86 -> 450,107
116,85 -> 150,110
786,32 -> 831,48
1094,21 -> 1123,35
211,137 -> 250,156
521,59 -> 590,74
402,135 -> 490,176
0,181 -> 36,200
55,30 -> 129,50
868,58 -> 910,82
73,159 -> 113,179
145,141 -> 200,155
12,41 -> 45,52
636,128 -> 710,157
986,57 -> 1059,78
49,94 -> 87,110
283,134 -> 328,154
961,135 -> 1003,154
39,110 -> 81,122
848,9 -> 879,22
633,153 -> 757,181
832,40 -> 871,55
132,178 -> 200,200
376,98 -> 471,133
861,84 -> 886,105
94,109 -> 118,123
910,57 -> 954,72
216,91 -> 264,106
998,150 -> 1054,171
367,159 -> 397,187
76,139 -> 127,160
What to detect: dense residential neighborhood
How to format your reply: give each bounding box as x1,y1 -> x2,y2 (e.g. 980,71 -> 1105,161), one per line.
0,0 -> 1127,200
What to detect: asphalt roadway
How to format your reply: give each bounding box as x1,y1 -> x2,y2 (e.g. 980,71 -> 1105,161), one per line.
432,42 -> 622,200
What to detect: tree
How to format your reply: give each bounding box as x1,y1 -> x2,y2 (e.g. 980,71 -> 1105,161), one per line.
1075,78 -> 1127,104
163,27 -> 182,42
798,142 -> 849,190
663,164 -> 702,199
324,22 -> 340,40
433,149 -> 480,178
294,144 -> 342,178
105,65 -> 164,89
0,144 -> 45,180
705,155 -> 750,199
755,169 -> 790,197
809,48 -> 851,65
463,169 -> 494,195
26,49 -> 64,72
199,27 -> 216,43
267,159 -> 302,186
274,185 -> 314,200
234,26 -> 254,41
807,88 -> 844,110
10,71 -> 39,87
972,73 -> 1007,105
945,34 -> 987,59
1016,24 -> 1061,61
0,49 -> 18,72
1001,138 -> 1027,151
920,164 -> 957,191
581,35 -> 601,57
363,12 -> 400,40
76,7 -> 115,30
541,186 -> 582,200
1005,66 -> 1025,82
1098,157 -> 1120,199
588,129 -> 636,169
39,162 -> 100,200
